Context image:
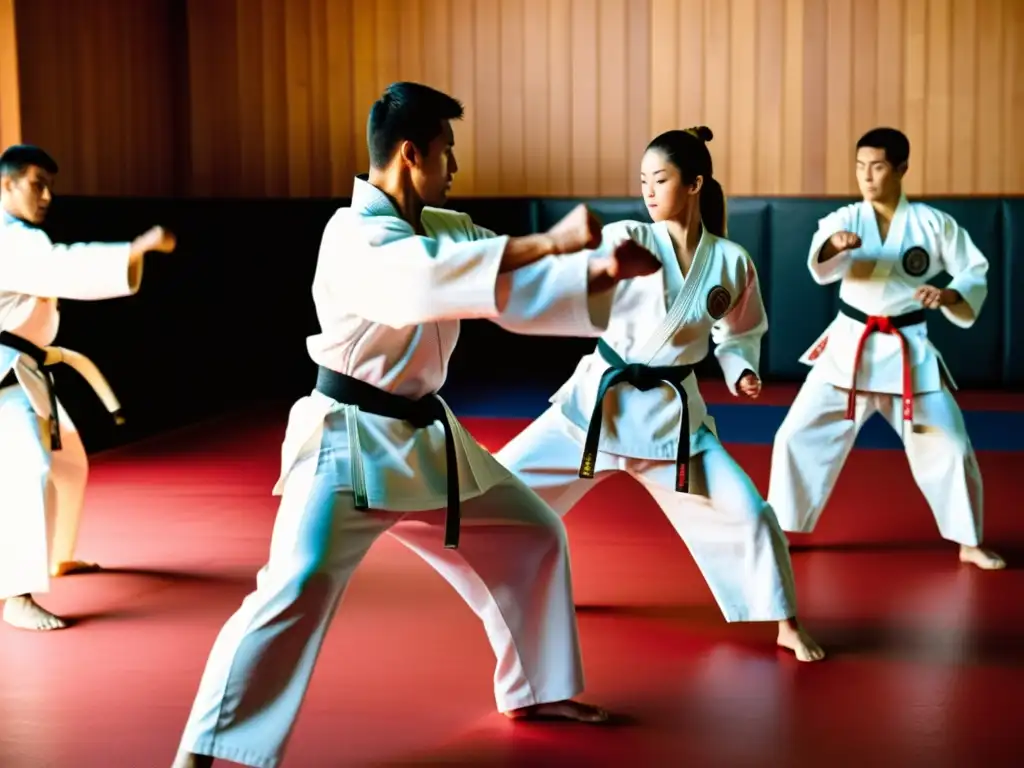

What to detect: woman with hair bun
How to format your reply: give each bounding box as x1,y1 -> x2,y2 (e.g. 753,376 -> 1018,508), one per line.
496,127 -> 824,662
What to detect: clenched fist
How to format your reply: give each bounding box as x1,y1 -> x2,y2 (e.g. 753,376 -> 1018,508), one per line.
134,226 -> 177,254
547,204 -> 602,254
914,285 -> 960,309
819,230 -> 862,262
607,239 -> 661,280
737,372 -> 762,399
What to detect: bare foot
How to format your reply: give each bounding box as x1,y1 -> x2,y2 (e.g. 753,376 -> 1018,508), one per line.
777,618 -> 825,662
503,699 -> 609,723
171,752 -> 213,768
51,560 -> 102,577
3,595 -> 68,631
959,545 -> 1005,570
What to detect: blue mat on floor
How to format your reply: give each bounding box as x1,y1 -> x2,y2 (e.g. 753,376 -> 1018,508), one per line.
440,384 -> 1024,452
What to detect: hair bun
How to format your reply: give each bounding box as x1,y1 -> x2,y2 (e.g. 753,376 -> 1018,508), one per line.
692,125 -> 713,142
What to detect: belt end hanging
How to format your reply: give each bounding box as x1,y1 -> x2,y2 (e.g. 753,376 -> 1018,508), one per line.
353,486 -> 370,511
845,388 -> 858,421
442,489 -> 462,548
675,464 -> 688,494
578,452 -> 597,480
444,502 -> 461,550
49,416 -> 62,451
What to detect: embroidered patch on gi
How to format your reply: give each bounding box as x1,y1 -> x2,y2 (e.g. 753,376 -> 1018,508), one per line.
706,285 -> 732,319
808,336 -> 829,361
901,246 -> 930,277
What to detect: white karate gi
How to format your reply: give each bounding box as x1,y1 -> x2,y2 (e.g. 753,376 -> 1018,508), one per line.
0,212 -> 137,599
768,194 -> 988,546
495,220 -> 798,624
178,177 -> 610,768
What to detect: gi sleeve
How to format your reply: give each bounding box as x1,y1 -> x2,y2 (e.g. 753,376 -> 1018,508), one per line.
807,207 -> 855,285
935,212 -> 988,328
712,251 -> 768,394
0,224 -> 137,299
324,209 -> 508,328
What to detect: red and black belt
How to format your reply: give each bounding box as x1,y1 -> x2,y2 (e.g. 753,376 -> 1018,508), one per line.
840,300 -> 925,424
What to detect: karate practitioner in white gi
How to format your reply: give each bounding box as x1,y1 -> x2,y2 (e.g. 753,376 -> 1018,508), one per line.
496,128 -> 825,662
0,144 -> 177,631
767,127 -> 1005,571
173,82 -> 664,768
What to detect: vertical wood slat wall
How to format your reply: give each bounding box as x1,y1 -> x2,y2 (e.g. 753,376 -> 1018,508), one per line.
8,0 -> 1024,198
0,0 -> 20,151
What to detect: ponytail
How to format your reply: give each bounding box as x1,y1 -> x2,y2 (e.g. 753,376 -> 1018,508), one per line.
699,176 -> 727,238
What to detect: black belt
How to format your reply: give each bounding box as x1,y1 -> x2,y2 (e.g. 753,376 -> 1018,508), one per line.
0,331 -> 62,450
578,338 -> 695,492
314,366 -> 461,549
839,300 -> 925,329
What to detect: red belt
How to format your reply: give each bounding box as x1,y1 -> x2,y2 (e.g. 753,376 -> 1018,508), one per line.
841,302 -> 926,424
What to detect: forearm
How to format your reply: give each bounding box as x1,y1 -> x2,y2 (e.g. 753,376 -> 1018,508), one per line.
817,241 -> 840,263
491,251 -> 609,337
499,234 -> 558,273
586,255 -> 617,295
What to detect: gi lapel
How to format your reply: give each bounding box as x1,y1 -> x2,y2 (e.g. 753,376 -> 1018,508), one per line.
869,194 -> 910,280
633,226 -> 713,363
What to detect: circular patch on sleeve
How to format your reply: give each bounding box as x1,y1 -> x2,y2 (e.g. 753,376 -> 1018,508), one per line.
901,246 -> 931,277
706,285 -> 732,319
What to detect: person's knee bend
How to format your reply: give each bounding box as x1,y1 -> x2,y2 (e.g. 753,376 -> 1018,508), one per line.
772,409 -> 804,452
276,562 -> 336,609
718,486 -> 774,529
934,428 -> 972,466
528,505 -> 571,557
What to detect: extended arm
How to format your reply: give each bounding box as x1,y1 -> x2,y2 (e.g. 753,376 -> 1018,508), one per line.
0,224 -> 163,300
488,220 -> 625,338
712,254 -> 768,394
325,211 -> 575,329
936,213 -> 988,328
807,209 -> 855,285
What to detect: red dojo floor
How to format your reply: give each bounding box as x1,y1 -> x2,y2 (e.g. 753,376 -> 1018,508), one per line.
1,407 -> 1022,767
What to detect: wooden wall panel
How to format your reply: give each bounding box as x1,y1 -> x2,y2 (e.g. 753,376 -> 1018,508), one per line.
0,0 -> 20,150
180,0 -> 1023,198
13,0 -> 185,197
183,0 -> 655,198
649,0 -> 1023,197
5,0 -> 1021,198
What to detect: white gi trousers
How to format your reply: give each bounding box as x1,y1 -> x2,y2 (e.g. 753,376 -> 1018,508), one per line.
178,418 -> 584,768
768,378 -> 983,546
495,405 -> 798,624
0,384 -> 90,599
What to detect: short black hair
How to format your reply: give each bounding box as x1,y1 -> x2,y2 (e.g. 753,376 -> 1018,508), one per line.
0,144 -> 58,179
367,82 -> 464,169
856,128 -> 910,168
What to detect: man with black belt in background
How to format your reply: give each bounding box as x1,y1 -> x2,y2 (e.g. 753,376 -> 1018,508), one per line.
0,144 -> 176,631
173,82 -> 663,768
767,127 -> 1004,571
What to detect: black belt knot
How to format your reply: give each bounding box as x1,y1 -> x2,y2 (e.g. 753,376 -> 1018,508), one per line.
578,339 -> 695,493
0,331 -> 62,450
314,366 -> 461,549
